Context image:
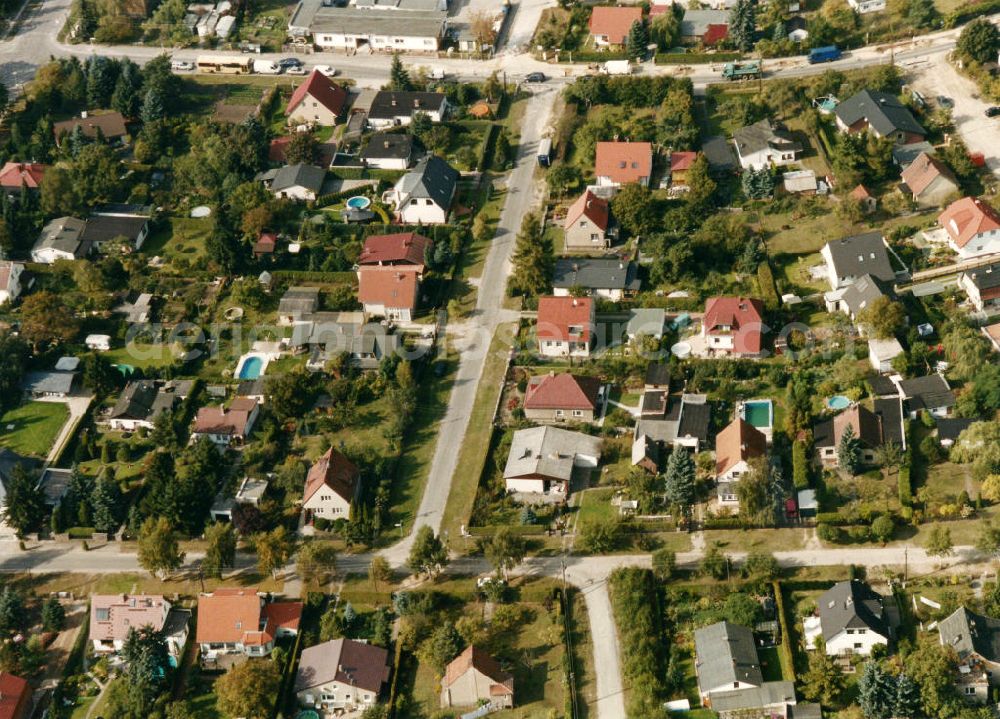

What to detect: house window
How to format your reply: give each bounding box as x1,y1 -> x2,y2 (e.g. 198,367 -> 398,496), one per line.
555,410 -> 565,417
965,687 -> 977,696
854,643 -> 863,650
573,410 -> 583,417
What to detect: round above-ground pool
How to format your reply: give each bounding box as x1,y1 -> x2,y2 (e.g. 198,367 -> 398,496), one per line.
827,395 -> 851,410
237,355 -> 264,380
295,711 -> 320,719
190,205 -> 211,218
671,342 -> 691,358
346,195 -> 372,210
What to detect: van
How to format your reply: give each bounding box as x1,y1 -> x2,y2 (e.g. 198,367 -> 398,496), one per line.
170,59 -> 194,72
253,59 -> 281,74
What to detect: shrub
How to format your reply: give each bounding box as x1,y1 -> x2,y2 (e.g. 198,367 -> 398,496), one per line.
817,523 -> 840,542
898,465 -> 912,507
871,514 -> 895,543
608,568 -> 670,715
792,440 -> 809,490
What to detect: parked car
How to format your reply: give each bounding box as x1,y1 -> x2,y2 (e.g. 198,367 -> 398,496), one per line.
315,64 -> 338,77
170,60 -> 194,72
524,72 -> 546,83
278,57 -> 304,69
937,96 -> 954,109
286,66 -> 307,75
986,106 -> 1000,117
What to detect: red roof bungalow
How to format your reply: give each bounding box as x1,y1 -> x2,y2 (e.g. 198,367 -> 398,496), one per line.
595,141 -> 653,189
358,266 -> 420,322
192,396 -> 260,446
669,151 -> 698,187
702,23 -> 729,45
358,231 -> 432,272
253,231 -> 278,258
588,6 -> 644,47
537,296 -> 595,358
286,70 -> 348,127
701,296 -> 765,357
939,197 -> 1000,259
196,588 -> 302,663
0,162 -> 46,194
0,673 -> 31,719
524,372 -> 603,423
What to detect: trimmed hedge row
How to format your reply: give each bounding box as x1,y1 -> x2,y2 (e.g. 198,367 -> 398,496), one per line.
792,440 -> 809,490
757,261 -> 780,311
477,123 -> 500,172
944,0 -> 1000,26
773,581 -> 796,682
466,524 -> 548,536
655,51 -> 741,64
270,270 -> 357,283
703,517 -> 745,529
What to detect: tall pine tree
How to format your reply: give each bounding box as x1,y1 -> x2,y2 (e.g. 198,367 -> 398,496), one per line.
664,444 -> 695,509
837,423 -> 862,475
729,0 -> 757,52
389,53 -> 411,91
626,20 -> 648,61
508,213 -> 552,297
857,661 -> 896,719
894,673 -> 921,719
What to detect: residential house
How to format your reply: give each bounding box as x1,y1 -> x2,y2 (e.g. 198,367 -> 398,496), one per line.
564,190 -> 613,251
523,372 -> 603,423
536,296 -> 595,358
90,594 -> 190,658
191,397 -> 260,446
894,374 -> 955,418
54,111 -> 129,145
441,646 -> 514,710
210,477 -> 269,522
31,217 -> 89,263
680,9 -> 728,44
850,184 -> 877,214
846,0 -> 885,12
632,393 -> 711,471
0,162 -> 45,196
732,120 -> 802,171
824,274 -> 891,322
936,417 -> 975,449
701,296 -> 766,358
834,90 -> 926,144
588,6 -> 643,47
939,197 -> 1000,258
785,15 -> 808,41
868,337 -> 904,373
715,418 -> 767,505
0,262 -> 25,305
900,152 -> 960,207
367,91 -> 448,130
358,232 -> 431,271
645,362 -> 671,391
503,426 -> 602,497
383,155 -> 458,225
360,133 -> 416,170
938,607 -> 1000,703
703,135 -> 738,172
820,232 -> 895,290
108,379 -> 194,431
812,579 -> 890,656
196,588 -> 302,663
0,673 -> 32,719
669,151 -> 698,188
594,141 -> 653,189
625,308 -> 666,343
710,682 -> 799,719
259,163 -> 327,201
294,0 -> 448,54
873,395 -> 906,450
960,262 -> 1000,312
893,141 -> 936,168
694,621 -> 762,701
302,446 -> 360,522
813,404 -> 886,467
552,257 -> 640,301
295,638 -> 390,712
286,70 -> 348,126
291,315 -> 401,371
253,231 -> 277,258
357,267 -> 421,321
278,286 -> 321,325
81,211 -> 150,251
23,371 -> 75,398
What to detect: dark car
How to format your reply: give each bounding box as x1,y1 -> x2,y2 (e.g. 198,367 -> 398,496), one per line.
278,57 -> 304,69
524,72 -> 546,83
987,106 -> 1000,117
937,95 -> 954,109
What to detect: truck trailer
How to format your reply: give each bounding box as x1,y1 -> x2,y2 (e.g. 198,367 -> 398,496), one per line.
722,60 -> 762,80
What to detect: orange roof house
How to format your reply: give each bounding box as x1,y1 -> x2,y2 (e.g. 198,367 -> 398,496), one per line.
358,232 -> 432,270
669,151 -> 698,187
302,446 -> 360,521
564,190 -> 610,233
0,162 -> 46,192
595,141 -> 653,188
286,70 -> 348,126
589,6 -> 643,45
0,673 -> 31,719
715,418 -> 767,478
357,266 -> 421,320
192,396 -> 260,445
524,372 -> 602,414
536,296 -> 595,358
253,231 -> 278,257
441,646 -> 514,709
196,588 -> 302,659
701,296 -> 765,357
939,197 -> 1000,258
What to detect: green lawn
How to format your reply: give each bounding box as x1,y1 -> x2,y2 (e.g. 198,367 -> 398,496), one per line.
141,216 -> 214,267
0,401 -> 70,457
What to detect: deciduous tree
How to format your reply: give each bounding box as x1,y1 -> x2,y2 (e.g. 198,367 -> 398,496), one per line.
215,659 -> 281,719
483,527 -> 526,580
203,522 -> 237,579
408,525 -> 448,577
1,465 -> 46,536
253,526 -> 293,578
137,516 -> 185,578
924,523 -> 953,557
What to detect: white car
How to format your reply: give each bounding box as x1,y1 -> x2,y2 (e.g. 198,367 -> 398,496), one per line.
314,65 -> 338,77
286,66 -> 307,76
170,60 -> 194,72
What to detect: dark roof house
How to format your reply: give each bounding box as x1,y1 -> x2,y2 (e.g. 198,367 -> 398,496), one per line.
694,621 -> 763,696
552,258 -> 640,295
835,90 -> 926,142
939,607 -> 1000,666
818,579 -> 890,643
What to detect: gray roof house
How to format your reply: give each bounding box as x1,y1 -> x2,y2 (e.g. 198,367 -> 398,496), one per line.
895,374 -> 955,418
824,274 -> 890,320
23,370 -> 75,397
294,638 -> 390,710
820,232 -> 895,290
385,155 -> 458,225
680,9 -> 728,38
709,681 -> 798,719
360,133 -> 416,170
939,607 -> 1000,666
278,286 -> 321,324
260,163 -> 327,201
31,217 -> 89,264
503,426 -> 602,498
815,579 -> 890,656
552,258 -> 641,300
108,379 -> 195,430
732,120 -> 802,171
694,621 -> 762,699
367,91 -> 448,128
834,90 -> 926,144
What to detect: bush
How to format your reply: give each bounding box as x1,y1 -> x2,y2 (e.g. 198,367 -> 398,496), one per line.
792,440 -> 809,490
608,568 -> 670,715
898,465 -> 912,507
652,548 -> 676,580
871,514 -> 895,543
655,51 -> 741,64
817,523 -> 840,542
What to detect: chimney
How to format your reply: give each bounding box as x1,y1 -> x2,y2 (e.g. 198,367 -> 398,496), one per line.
384,140 -> 390,149
391,99 -> 397,107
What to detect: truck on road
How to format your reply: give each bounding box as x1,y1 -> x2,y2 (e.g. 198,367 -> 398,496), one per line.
253,59 -> 281,74
601,60 -> 632,75
808,45 -> 842,64
721,60 -> 762,80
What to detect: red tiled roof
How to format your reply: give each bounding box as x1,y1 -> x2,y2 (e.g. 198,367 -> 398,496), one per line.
901,152 -> 956,197
849,184 -> 872,200
703,23 -> 729,44
649,2 -> 670,15
832,404 -> 884,448
595,142 -> 653,185
254,232 -> 277,254
287,70 -> 348,118
564,190 -> 610,232
263,601 -> 303,634
939,197 -> 1000,248
0,673 -> 30,719
537,296 -> 594,343
0,261 -> 17,292
0,162 -> 46,190
193,397 -> 257,437
524,373 -> 601,411
90,594 -> 169,643
443,646 -> 514,696
196,589 -> 262,644
303,446 -> 359,505
715,418 -> 766,476
703,296 -> 765,355
358,266 -> 420,311
358,232 -> 432,267
588,6 -> 643,44
670,151 -> 697,172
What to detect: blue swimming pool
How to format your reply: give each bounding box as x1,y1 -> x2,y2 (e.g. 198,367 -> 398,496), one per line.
238,356 -> 263,380
346,195 -> 371,210
741,399 -> 773,429
827,395 -> 851,410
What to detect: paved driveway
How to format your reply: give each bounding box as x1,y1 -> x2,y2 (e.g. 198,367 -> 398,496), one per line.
37,394 -> 93,465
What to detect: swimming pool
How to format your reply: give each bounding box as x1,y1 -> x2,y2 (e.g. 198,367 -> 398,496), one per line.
235,353 -> 268,380
346,195 -> 371,210
740,399 -> 773,429
827,395 -> 851,410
